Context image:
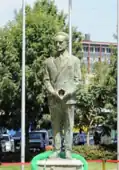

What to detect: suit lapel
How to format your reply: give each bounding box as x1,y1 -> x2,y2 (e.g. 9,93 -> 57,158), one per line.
54,52 -> 70,83
54,57 -> 60,71
51,57 -> 57,71
48,57 -> 58,81
56,51 -> 69,73
58,56 -> 68,73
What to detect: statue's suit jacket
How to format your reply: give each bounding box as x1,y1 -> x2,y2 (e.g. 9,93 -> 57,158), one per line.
43,51 -> 82,105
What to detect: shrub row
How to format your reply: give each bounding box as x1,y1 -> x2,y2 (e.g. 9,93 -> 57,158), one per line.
73,145 -> 116,160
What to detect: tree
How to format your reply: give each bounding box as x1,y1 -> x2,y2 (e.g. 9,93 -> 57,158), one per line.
76,84 -> 105,145
93,48 -> 117,130
0,0 -> 83,133
0,28 -> 21,130
100,47 -> 117,130
76,48 -> 117,143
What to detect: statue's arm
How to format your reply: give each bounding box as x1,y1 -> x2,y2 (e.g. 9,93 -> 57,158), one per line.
72,59 -> 82,93
74,59 -> 82,85
63,58 -> 82,99
43,61 -> 55,94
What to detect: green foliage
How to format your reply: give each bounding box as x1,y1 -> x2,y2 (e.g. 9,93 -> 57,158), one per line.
0,0 -> 83,130
76,85 -> 105,132
93,61 -> 109,85
76,45 -> 117,143
81,62 -> 87,82
93,48 -> 117,129
37,114 -> 51,129
73,145 -> 116,160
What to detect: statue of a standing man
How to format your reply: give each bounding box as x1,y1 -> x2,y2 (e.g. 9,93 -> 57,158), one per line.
43,32 -> 82,159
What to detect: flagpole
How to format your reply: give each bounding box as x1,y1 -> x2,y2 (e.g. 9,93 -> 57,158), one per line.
21,0 -> 26,169
69,0 -> 72,57
117,0 -> 119,169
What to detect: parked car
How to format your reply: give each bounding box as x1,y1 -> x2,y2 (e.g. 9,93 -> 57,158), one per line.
12,132 -> 21,151
73,132 -> 79,145
1,134 -> 14,152
29,130 -> 49,152
73,132 -> 94,145
47,129 -> 53,145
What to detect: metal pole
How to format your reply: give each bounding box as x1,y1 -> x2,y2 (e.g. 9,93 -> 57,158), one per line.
21,0 -> 26,169
69,0 -> 72,56
117,0 -> 119,169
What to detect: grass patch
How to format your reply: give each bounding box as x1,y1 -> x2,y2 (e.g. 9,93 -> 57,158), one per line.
0,163 -> 116,170
0,165 -> 30,170
88,162 -> 116,170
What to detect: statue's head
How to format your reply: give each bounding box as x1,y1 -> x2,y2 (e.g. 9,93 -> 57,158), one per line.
54,32 -> 69,52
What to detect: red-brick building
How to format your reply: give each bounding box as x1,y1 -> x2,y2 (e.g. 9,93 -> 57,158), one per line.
82,34 -> 117,73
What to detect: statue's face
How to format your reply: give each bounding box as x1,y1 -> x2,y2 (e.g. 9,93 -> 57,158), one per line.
55,35 -> 68,52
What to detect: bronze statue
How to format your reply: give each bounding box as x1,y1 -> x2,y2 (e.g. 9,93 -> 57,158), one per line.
43,32 -> 82,159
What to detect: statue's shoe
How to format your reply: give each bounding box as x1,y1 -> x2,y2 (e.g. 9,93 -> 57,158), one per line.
65,150 -> 72,159
49,150 -> 60,158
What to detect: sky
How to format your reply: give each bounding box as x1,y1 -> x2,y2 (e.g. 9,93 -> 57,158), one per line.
0,0 -> 117,42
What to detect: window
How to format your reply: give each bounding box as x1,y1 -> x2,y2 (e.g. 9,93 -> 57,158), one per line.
83,46 -> 88,52
106,48 -> 111,53
101,48 -> 105,53
2,135 -> 9,141
29,132 -> 46,140
90,47 -> 94,52
95,47 -> 100,52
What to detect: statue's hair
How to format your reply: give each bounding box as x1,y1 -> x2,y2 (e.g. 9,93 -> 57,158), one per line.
54,32 -> 69,41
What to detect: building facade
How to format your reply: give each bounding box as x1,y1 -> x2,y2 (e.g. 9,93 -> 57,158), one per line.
82,34 -> 117,73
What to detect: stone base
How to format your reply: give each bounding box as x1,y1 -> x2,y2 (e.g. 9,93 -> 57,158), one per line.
37,158 -> 83,170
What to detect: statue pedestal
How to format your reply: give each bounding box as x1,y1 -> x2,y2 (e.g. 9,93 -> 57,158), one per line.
37,159 -> 83,170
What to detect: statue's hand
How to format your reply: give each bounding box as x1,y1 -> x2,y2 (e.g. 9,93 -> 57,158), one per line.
62,92 -> 71,100
51,90 -> 61,100
57,89 -> 65,100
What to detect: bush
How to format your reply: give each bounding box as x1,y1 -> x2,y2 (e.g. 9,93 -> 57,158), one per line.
101,144 -> 117,152
73,145 -> 116,160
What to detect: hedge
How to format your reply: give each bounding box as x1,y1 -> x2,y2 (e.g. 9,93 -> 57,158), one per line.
73,145 -> 116,160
